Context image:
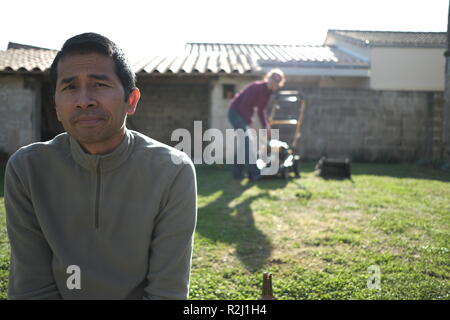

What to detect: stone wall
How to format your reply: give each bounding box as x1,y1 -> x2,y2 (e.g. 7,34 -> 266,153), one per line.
0,74 -> 41,155
272,86 -> 444,161
129,76 -> 211,146
444,47 -> 450,161
0,72 -> 445,163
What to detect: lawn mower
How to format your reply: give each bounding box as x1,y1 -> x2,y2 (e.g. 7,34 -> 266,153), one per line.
257,90 -> 307,180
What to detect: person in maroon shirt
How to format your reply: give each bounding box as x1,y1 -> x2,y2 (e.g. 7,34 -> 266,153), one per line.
228,69 -> 286,180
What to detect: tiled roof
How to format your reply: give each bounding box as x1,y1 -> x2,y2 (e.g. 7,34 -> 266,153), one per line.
134,43 -> 369,75
7,42 -> 54,50
4,29 -> 444,75
0,48 -> 57,72
328,30 -> 447,48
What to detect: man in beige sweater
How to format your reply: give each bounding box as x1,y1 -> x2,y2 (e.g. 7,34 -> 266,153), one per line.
4,33 -> 197,299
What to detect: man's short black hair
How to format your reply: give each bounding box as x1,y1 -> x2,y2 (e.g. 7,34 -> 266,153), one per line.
49,32 -> 136,101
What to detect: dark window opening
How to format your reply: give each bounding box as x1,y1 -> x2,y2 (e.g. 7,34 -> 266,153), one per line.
223,84 -> 236,99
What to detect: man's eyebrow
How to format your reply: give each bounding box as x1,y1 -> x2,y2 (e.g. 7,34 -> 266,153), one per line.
58,74 -> 111,86
59,76 -> 75,85
89,74 -> 111,81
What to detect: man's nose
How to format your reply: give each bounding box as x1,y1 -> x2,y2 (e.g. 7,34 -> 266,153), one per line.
75,88 -> 97,109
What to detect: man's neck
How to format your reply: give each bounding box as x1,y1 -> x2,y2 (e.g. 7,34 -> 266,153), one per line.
79,128 -> 126,155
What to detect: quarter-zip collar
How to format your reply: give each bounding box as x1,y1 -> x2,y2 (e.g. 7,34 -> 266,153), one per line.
69,128 -> 135,172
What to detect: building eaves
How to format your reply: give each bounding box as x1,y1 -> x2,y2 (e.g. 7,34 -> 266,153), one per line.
328,29 -> 447,48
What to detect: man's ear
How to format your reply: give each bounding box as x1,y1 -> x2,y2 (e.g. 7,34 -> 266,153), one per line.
55,109 -> 62,122
126,88 -> 140,115
54,97 -> 62,122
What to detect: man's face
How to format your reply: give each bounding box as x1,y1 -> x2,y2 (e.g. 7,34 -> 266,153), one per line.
54,52 -> 139,153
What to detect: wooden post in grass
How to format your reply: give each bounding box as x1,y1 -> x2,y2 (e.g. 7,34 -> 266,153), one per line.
259,272 -> 277,300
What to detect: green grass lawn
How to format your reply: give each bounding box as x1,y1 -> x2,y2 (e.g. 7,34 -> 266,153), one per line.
0,162 -> 449,299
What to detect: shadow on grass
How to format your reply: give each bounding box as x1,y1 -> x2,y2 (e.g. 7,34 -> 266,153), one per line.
302,160 -> 450,183
195,164 -> 289,272
349,162 -> 450,182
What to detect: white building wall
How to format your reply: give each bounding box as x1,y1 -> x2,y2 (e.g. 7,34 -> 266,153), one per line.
370,47 -> 445,91
326,33 -> 445,91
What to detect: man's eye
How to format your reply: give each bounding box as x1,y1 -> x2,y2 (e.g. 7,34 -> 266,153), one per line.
62,84 -> 75,91
96,83 -> 109,87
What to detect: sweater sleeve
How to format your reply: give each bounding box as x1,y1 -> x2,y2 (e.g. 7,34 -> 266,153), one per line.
230,83 -> 258,122
256,85 -> 272,129
257,103 -> 269,129
143,158 -> 197,300
4,156 -> 62,300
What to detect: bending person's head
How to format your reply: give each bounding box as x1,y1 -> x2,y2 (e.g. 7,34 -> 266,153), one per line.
264,68 -> 286,92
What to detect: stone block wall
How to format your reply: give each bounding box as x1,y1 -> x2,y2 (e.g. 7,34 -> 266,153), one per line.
129,76 -> 210,147
273,86 -> 444,161
444,52 -> 450,161
1,73 -> 446,163
0,75 -> 41,155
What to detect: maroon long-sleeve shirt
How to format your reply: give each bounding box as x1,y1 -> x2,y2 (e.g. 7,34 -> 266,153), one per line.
229,81 -> 272,128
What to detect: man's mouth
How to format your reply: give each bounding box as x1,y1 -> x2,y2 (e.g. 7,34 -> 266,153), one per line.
76,117 -> 104,126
